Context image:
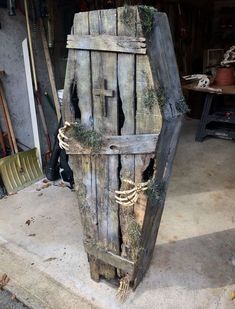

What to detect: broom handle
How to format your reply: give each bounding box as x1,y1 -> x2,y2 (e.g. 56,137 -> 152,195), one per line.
0,89 -> 14,153
24,0 -> 38,92
0,81 -> 18,154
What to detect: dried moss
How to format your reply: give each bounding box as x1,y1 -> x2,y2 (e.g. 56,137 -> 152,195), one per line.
69,122 -> 103,153
127,214 -> 141,262
120,5 -> 156,35
144,87 -> 166,111
144,88 -> 157,110
138,5 -> 156,34
176,96 -> 190,114
145,179 -> 165,201
156,87 -> 167,111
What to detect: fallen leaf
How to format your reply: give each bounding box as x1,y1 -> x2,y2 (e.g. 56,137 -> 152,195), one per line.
28,234 -> 36,237
0,273 -> 10,289
43,257 -> 57,262
25,219 -> 31,226
42,179 -> 48,184
231,291 -> 235,300
41,183 -> 51,189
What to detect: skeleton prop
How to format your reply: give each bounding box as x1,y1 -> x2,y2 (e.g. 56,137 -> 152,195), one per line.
58,121 -> 71,150
221,46 -> 235,66
115,178 -> 149,207
182,74 -> 222,93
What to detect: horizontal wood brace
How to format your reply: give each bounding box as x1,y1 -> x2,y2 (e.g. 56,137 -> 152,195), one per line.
84,241 -> 135,274
67,34 -> 146,54
67,133 -> 159,155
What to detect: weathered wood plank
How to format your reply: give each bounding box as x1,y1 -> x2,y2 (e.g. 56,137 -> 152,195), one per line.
62,48 -> 76,122
146,12 -> 183,118
117,6 -> 136,265
73,12 -> 99,279
134,8 -> 162,227
67,133 -> 159,155
132,116 -> 183,289
89,8 -> 119,280
132,9 -> 184,289
67,34 -> 146,54
100,9 -> 119,259
84,241 -> 135,274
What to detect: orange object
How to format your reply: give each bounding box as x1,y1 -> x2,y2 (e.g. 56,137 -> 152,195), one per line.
214,67 -> 234,86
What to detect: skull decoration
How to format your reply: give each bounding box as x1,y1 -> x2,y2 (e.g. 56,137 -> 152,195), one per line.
197,76 -> 210,88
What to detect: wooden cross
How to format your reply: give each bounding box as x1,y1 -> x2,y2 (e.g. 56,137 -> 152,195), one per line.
93,78 -> 114,117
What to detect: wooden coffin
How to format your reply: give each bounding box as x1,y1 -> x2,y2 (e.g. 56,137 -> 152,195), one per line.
62,6 -> 186,289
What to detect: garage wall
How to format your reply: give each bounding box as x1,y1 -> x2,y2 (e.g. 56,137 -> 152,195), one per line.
0,8 -> 57,163
0,9 -> 35,149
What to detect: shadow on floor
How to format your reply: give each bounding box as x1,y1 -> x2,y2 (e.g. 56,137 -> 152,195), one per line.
140,228 -> 235,292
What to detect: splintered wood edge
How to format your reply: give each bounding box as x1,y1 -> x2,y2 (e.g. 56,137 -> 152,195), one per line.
84,241 -> 135,274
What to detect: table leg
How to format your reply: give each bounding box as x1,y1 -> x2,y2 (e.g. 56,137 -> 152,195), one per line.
195,93 -> 214,142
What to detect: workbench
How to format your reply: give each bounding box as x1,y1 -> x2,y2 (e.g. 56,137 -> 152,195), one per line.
183,82 -> 235,141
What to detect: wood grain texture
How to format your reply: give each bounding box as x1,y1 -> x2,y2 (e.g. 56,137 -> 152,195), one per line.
131,9 -> 184,289
73,12 -> 99,279
146,12 -> 183,119
133,116 -> 183,289
73,12 -> 97,239
67,34 -> 146,54
134,8 -> 162,227
62,49 -> 76,123
117,6 -> 136,265
84,241 -> 134,274
89,8 -> 119,279
67,133 -> 159,155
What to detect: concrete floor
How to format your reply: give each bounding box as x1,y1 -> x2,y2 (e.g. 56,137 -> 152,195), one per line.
0,119 -> 235,309
0,289 -> 28,308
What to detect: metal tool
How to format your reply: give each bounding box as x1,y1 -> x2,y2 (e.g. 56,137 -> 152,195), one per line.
0,79 -> 43,194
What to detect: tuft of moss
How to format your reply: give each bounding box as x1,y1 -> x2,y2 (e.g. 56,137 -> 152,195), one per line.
138,5 -> 156,34
120,5 -> 156,35
176,96 -> 190,114
68,122 -> 103,153
127,214 -> 142,262
145,179 -> 165,201
144,88 -> 157,110
144,87 -> 166,112
156,87 -> 167,111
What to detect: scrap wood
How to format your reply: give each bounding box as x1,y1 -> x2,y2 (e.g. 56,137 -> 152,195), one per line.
36,182 -> 51,191
0,273 -> 10,289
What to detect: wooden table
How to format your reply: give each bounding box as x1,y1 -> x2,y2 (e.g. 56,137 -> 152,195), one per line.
183,82 -> 235,141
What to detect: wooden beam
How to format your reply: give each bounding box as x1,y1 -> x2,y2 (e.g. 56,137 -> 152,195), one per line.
132,116 -> 183,289
67,34 -> 146,54
84,241 -> 135,274
67,133 -> 159,155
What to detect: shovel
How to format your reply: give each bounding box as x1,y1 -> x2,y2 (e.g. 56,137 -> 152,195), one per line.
0,80 -> 43,194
